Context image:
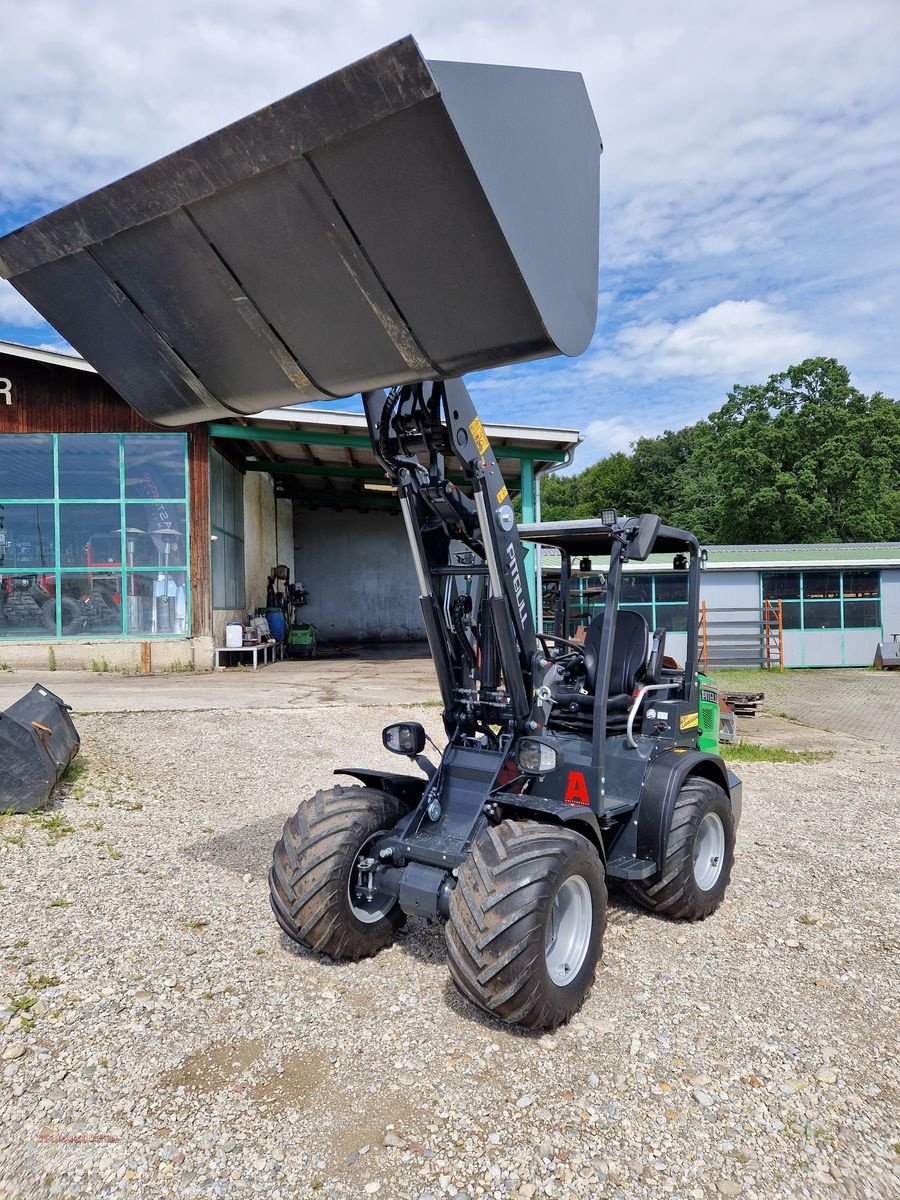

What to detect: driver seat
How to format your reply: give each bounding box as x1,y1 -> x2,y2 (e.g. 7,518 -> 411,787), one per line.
568,609 -> 650,730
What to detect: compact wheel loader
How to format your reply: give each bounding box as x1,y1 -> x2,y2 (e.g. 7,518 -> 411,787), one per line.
0,36 -> 741,1028
268,382 -> 742,1028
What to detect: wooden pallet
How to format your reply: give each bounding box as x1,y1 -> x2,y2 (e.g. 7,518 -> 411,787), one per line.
722,691 -> 764,717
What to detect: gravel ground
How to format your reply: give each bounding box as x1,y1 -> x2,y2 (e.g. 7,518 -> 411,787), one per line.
1,706 -> 898,1200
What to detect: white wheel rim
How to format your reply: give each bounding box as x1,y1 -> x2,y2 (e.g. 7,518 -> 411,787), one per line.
347,832 -> 396,924
693,812 -> 726,891
545,875 -> 593,987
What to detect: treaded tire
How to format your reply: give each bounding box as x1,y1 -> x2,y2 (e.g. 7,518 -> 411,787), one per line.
624,775 -> 735,920
445,820 -> 607,1030
269,785 -> 405,960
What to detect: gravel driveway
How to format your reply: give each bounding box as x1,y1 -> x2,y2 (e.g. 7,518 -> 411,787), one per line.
1,706 -> 897,1200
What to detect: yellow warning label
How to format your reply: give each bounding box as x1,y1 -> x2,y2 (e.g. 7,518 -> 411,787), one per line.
680,711 -> 699,730
469,417 -> 490,456
496,485 -> 509,504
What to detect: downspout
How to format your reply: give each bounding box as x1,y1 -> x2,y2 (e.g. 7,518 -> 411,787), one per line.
533,442 -> 579,635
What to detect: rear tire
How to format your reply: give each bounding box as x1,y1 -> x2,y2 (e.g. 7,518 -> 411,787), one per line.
624,775 -> 735,919
269,785 -> 406,960
445,820 -> 607,1030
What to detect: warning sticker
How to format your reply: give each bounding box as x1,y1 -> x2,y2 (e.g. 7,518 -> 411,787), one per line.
496,485 -> 509,504
680,712 -> 699,731
469,417 -> 490,456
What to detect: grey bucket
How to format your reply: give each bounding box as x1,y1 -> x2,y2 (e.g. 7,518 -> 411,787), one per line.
0,36 -> 601,427
0,685 -> 81,814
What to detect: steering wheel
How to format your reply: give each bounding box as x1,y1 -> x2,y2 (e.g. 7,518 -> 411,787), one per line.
537,633 -> 587,665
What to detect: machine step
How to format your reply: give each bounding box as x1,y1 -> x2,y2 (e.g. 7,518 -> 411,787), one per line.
605,855 -> 657,880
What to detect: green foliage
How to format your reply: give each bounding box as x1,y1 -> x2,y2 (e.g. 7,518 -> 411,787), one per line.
546,359 -> 899,543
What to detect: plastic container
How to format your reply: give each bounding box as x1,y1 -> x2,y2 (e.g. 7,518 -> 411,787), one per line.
225,622 -> 243,649
265,608 -> 286,642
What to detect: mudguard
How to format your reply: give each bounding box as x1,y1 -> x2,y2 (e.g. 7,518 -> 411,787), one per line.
333,769 -> 427,809
635,750 -> 738,870
495,792 -> 606,860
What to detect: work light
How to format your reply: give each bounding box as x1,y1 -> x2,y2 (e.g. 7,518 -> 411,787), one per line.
516,739 -> 559,775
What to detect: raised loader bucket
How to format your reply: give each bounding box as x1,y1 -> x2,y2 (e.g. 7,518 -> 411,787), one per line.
0,36 -> 600,426
0,685 -> 80,814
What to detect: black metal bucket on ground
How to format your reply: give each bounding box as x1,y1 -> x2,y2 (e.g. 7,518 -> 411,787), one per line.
0,36 -> 601,427
0,685 -> 80,814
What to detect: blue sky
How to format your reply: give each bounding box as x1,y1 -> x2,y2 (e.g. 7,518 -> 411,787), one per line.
1,0 -> 897,468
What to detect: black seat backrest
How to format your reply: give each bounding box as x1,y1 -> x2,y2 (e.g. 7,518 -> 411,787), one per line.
582,609 -> 650,696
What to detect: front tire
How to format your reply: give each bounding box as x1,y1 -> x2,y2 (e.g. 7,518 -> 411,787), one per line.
624,775 -> 735,919
269,785 -> 405,960
445,820 -> 607,1030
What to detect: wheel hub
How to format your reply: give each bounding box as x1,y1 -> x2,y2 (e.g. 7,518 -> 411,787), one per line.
545,875 -> 593,986
693,812 -> 726,891
348,831 -> 396,924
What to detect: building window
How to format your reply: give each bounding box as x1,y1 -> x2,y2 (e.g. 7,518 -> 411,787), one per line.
0,433 -> 190,640
565,570 -> 689,635
762,570 -> 882,631
209,448 -> 245,611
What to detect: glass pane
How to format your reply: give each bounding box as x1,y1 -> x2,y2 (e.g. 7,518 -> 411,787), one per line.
210,449 -> 224,529
124,571 -> 188,635
656,603 -> 689,632
58,504 -> 121,568
59,571 -> 122,636
226,535 -> 245,609
124,434 -> 187,500
654,573 -> 688,603
0,504 -> 56,568
620,603 -> 653,627
0,573 -> 54,637
621,575 -> 652,603
804,600 -> 841,629
843,599 -> 881,628
0,434 -> 53,499
763,572 -> 800,600
778,600 -> 802,629
124,504 -> 188,567
58,434 -> 120,499
843,570 -> 879,599
211,535 -> 226,607
803,572 -> 840,600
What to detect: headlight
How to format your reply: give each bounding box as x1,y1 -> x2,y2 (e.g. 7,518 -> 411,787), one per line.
382,722 -> 426,756
516,738 -> 559,775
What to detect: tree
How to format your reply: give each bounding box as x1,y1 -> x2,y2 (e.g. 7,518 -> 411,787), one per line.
526,358 -> 899,543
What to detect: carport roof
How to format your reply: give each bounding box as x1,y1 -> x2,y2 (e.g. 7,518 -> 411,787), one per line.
209,408 -> 580,512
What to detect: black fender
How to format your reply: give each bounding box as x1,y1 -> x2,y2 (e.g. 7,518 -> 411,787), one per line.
333,769 -> 427,809
636,750 -> 735,870
494,792 -> 606,862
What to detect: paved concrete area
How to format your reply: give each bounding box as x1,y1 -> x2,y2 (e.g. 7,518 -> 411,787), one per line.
0,645 -> 441,713
723,668 -> 900,750
1,653 -> 897,749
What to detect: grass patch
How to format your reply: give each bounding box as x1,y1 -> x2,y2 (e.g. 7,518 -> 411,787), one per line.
47,647 -> 56,672
34,811 -> 74,842
721,741 -> 833,764
8,995 -> 37,1013
62,757 -> 88,785
91,658 -> 112,673
183,918 -> 210,932
48,898 -> 72,909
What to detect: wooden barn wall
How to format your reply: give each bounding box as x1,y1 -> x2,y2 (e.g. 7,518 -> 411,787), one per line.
0,354 -> 212,637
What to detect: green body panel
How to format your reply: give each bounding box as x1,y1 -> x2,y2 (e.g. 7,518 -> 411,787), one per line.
696,672 -> 720,754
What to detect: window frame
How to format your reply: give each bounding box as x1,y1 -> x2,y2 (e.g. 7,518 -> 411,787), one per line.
209,447 -> 246,612
761,569 -> 883,632
0,432 -> 191,640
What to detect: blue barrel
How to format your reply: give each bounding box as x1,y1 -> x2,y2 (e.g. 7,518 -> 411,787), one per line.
265,607 -> 286,642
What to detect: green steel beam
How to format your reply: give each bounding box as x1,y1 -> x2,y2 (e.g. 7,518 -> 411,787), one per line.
246,460 -> 386,480
519,456 -> 538,615
208,422 -> 567,461
283,487 -> 400,512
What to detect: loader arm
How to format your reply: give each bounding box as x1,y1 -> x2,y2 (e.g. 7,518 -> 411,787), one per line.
363,379 -> 535,735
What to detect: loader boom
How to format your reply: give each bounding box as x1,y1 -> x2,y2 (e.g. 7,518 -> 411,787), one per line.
363,379 -> 536,733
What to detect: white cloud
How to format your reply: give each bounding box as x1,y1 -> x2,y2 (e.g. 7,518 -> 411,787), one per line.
611,299 -> 826,381
576,414 -> 663,462
0,281 -> 45,328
